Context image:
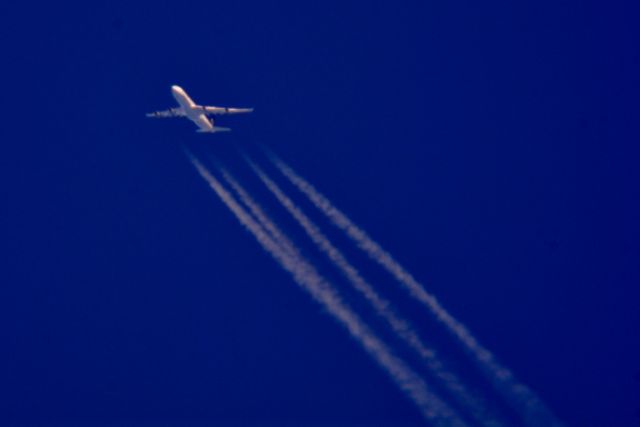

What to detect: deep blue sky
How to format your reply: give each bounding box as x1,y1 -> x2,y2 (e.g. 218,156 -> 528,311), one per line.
2,1 -> 640,426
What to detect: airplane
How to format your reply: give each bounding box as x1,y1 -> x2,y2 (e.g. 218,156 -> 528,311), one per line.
146,85 -> 253,133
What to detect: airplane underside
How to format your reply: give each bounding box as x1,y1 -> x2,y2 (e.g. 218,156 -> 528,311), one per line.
146,85 -> 252,133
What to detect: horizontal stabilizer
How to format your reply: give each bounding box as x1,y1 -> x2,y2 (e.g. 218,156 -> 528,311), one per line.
197,126 -> 232,133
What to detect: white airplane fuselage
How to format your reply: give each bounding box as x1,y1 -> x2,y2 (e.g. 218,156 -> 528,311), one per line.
171,85 -> 216,133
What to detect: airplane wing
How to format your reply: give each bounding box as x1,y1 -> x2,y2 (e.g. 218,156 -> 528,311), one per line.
146,108 -> 185,118
198,105 -> 254,116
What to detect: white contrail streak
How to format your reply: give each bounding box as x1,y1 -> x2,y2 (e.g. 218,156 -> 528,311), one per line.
184,149 -> 468,427
266,151 -> 564,427
215,162 -> 298,258
244,154 -> 503,427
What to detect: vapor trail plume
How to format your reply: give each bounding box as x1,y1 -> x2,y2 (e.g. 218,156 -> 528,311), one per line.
244,154 -> 502,427
184,148 -> 468,427
215,162 -> 297,258
266,151 -> 564,427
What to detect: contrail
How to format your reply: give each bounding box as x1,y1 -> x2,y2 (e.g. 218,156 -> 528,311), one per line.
214,160 -> 298,259
184,148 -> 468,427
266,151 -> 564,427
244,154 -> 503,427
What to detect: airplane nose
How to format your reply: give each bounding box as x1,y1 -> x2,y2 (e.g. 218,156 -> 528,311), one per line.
171,85 -> 182,94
